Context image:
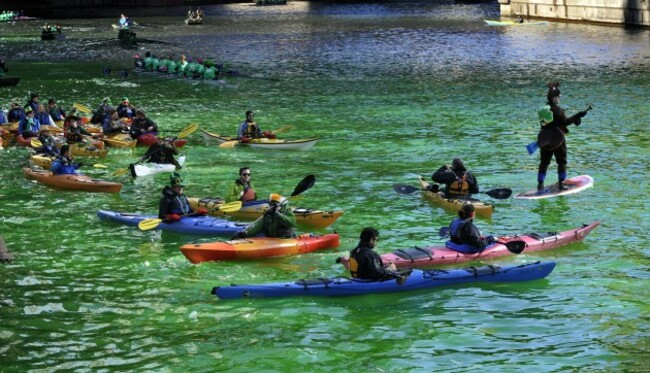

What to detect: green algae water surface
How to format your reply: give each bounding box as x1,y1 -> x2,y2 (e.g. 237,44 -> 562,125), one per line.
1,2 -> 649,371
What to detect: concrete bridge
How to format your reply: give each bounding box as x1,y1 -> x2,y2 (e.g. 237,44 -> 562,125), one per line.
498,0 -> 649,26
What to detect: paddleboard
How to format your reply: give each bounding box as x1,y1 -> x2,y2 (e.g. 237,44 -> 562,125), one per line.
515,175 -> 594,200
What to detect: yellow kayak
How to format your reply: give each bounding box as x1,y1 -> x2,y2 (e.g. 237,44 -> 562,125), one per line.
187,197 -> 344,229
66,142 -> 108,158
418,177 -> 494,218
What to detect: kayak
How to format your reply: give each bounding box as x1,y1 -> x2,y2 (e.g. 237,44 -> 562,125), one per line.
200,129 -> 319,150
23,167 -> 123,193
67,142 -> 108,158
104,133 -> 137,148
187,197 -> 344,229
213,261 -> 556,299
515,175 -> 594,200
337,221 -> 599,270
136,133 -> 187,148
130,155 -> 186,177
419,177 -> 494,218
484,20 -> 549,26
180,233 -> 340,263
96,210 -> 249,236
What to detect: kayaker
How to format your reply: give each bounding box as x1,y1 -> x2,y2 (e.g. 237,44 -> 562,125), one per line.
102,110 -> 127,134
116,97 -> 136,119
24,93 -> 39,113
231,194 -> 296,239
348,227 -> 398,281
138,136 -> 182,169
536,82 -> 589,191
0,109 -> 7,124
430,158 -> 479,198
50,145 -> 80,175
91,97 -> 113,124
237,111 -> 263,142
35,128 -> 59,157
18,107 -> 40,138
143,51 -> 154,70
35,104 -> 54,126
225,167 -> 257,203
47,99 -> 66,122
65,115 -> 92,144
447,204 -> 495,253
8,101 -> 25,122
129,109 -> 158,139
158,172 -> 207,220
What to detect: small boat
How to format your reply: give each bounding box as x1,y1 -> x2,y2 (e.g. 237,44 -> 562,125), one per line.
484,20 -> 549,26
96,210 -> 249,236
130,155 -> 186,177
23,168 -> 122,193
185,18 -> 203,25
187,197 -> 343,229
180,233 -> 340,263
201,129 -> 319,151
66,142 -> 108,158
418,177 -> 494,218
0,77 -> 20,87
213,261 -> 556,299
337,221 -> 600,270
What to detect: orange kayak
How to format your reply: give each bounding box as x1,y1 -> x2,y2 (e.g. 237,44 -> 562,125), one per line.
23,167 -> 122,193
180,233 -> 340,263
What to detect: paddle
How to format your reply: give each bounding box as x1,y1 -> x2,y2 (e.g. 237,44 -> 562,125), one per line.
112,123 -> 199,177
137,201 -> 243,231
219,125 -> 295,149
527,105 -> 592,155
72,103 -> 93,114
392,183 -> 512,199
438,227 -> 526,254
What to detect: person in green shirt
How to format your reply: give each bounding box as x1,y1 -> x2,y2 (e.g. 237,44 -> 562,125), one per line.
232,193 -> 296,239
225,167 -> 257,203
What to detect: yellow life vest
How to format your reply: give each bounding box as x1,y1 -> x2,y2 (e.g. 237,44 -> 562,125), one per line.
448,177 -> 470,196
349,255 -> 360,278
243,122 -> 259,138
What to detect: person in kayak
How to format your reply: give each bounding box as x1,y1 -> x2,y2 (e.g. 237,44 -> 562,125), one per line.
116,97 -> 136,119
430,158 -> 479,198
447,204 -> 495,253
47,99 -> 66,122
50,145 -> 80,175
102,110 -> 127,134
159,172 -> 207,220
24,93 -> 39,113
225,167 -> 257,203
536,82 -> 589,191
129,109 -> 158,139
91,97 -> 113,124
137,136 -> 182,169
34,104 -> 54,126
232,194 -> 296,239
237,111 -> 275,142
18,107 -> 40,138
8,101 -> 26,122
65,115 -> 92,144
348,227 -> 398,281
35,128 -> 59,157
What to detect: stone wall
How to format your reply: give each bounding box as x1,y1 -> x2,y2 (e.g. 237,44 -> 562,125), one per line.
498,0 -> 650,26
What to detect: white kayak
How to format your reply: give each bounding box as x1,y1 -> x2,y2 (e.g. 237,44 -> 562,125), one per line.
130,156 -> 186,177
200,129 -> 319,151
484,20 -> 549,26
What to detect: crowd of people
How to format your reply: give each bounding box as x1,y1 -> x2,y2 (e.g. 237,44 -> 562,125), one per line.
134,52 -> 225,81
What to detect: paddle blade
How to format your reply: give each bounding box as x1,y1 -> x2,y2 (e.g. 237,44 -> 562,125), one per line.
393,184 -> 419,194
30,139 -> 43,148
504,240 -> 526,254
438,226 -> 450,238
178,123 -> 199,139
93,164 -> 108,169
112,167 -> 130,177
73,103 -> 93,114
483,188 -> 512,199
138,218 -> 162,231
526,141 -> 539,155
273,125 -> 294,134
219,140 -> 238,148
291,175 -> 316,197
218,201 -> 243,213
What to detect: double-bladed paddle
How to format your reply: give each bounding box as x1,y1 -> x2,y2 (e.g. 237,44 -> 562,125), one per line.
438,226 -> 526,254
137,201 -> 243,231
392,183 -> 512,199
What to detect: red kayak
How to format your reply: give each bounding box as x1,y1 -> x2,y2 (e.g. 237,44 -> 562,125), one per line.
136,133 -> 187,148
180,233 -> 340,263
338,222 -> 600,269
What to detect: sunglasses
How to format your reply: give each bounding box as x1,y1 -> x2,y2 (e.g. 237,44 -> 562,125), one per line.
241,173 -> 251,176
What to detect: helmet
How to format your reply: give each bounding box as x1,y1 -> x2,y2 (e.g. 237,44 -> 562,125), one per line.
269,193 -> 283,204
538,105 -> 553,123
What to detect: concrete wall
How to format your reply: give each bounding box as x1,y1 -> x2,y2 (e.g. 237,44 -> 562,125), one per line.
499,0 -> 650,26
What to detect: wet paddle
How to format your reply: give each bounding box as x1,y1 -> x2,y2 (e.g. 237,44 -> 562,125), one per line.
438,227 -> 526,254
138,201 -> 243,231
527,105 -> 592,155
392,183 -> 512,199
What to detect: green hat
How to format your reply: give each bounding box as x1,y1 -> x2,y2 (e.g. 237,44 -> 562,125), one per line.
122,97 -> 129,102
170,172 -> 185,187
538,105 -> 553,124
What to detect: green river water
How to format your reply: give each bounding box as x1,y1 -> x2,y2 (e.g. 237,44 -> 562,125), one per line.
1,2 -> 649,372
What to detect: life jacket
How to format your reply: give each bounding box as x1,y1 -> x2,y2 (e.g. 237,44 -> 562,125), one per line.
349,252 -> 360,278
242,188 -> 256,202
447,173 -> 469,196
243,122 -> 259,138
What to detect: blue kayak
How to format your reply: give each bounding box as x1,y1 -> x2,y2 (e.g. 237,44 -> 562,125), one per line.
213,261 -> 556,299
97,210 -> 249,236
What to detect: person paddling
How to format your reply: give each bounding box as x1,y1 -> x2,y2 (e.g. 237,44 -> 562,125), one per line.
129,109 -> 158,139
348,227 -> 398,281
50,144 -> 80,175
237,111 -> 275,142
231,194 -> 296,239
536,82 -> 589,191
225,167 -> 257,203
447,204 -> 495,253
430,158 -> 479,198
158,172 -> 207,221
18,107 -> 40,138
138,136 -> 181,169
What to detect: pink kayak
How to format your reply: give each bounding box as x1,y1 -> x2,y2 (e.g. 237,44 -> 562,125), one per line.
338,221 -> 600,269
